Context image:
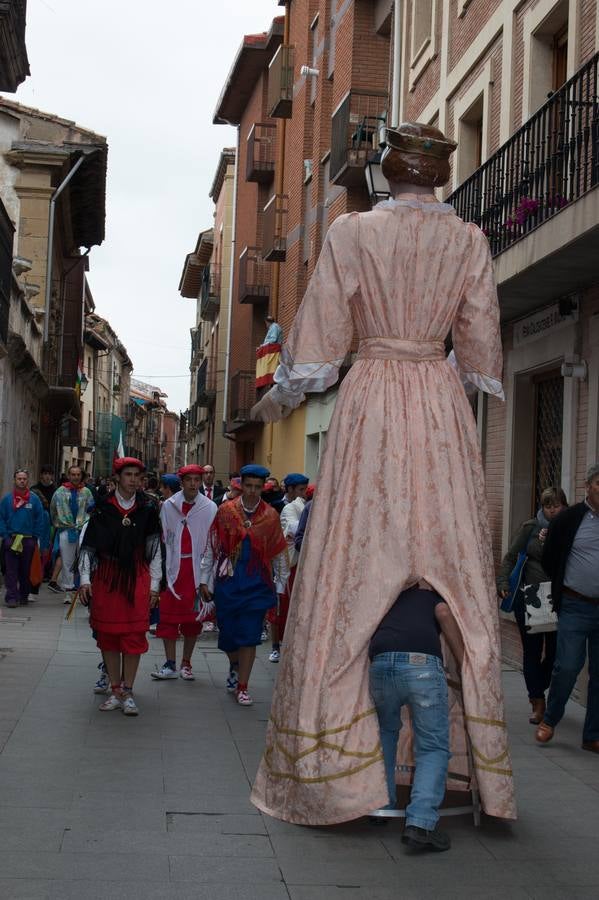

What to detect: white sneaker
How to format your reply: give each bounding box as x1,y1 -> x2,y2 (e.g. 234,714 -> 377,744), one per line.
122,695 -> 139,716
99,694 -> 122,712
179,664 -> 195,681
63,592 -> 73,606
236,688 -> 253,706
268,649 -> 280,663
202,621 -> 215,632
150,664 -> 178,680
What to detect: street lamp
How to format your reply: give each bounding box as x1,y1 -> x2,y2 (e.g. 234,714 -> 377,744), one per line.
364,150 -> 391,207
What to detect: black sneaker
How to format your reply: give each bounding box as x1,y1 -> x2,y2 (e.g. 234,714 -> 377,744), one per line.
401,825 -> 451,852
47,581 -> 62,594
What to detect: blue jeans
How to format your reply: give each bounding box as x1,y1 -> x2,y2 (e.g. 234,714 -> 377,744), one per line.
369,652 -> 450,830
544,595 -> 599,742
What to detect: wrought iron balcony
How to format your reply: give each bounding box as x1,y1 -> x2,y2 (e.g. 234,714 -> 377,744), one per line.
195,357 -> 216,408
81,428 -> 95,449
262,194 -> 288,262
190,327 -> 203,366
267,44 -> 294,119
238,247 -> 270,304
0,197 -> 14,348
330,90 -> 388,187
230,370 -> 255,423
200,264 -> 220,321
448,51 -> 599,257
246,123 -> 276,183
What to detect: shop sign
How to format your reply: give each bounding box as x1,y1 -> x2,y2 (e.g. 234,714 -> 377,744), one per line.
513,302 -> 578,348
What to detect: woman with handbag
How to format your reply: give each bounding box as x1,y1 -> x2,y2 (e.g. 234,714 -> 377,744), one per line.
497,487 -> 567,724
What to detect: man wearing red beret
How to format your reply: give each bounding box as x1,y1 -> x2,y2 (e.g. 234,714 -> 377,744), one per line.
151,464 -> 217,681
78,458 -> 162,716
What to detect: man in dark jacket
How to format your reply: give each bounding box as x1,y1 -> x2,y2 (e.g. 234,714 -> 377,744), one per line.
536,464 -> 599,752
199,464 -> 225,505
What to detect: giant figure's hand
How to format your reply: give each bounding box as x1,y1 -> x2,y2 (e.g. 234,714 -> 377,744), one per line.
250,391 -> 292,423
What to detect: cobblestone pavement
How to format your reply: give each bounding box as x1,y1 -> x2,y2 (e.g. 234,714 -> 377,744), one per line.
0,585 -> 598,899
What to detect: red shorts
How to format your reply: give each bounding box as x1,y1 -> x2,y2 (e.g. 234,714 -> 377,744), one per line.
155,621 -> 204,640
96,631 -> 149,655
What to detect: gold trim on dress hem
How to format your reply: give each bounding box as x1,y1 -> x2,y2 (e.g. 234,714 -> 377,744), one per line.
471,746 -> 509,766
465,715 -> 507,728
264,747 -> 384,783
270,707 -> 377,740
474,762 -> 513,776
274,738 -> 382,764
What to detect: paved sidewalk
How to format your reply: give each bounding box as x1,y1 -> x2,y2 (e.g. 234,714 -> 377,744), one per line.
0,586 -> 598,899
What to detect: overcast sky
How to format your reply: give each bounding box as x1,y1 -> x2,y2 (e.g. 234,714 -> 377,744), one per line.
7,0 -> 279,411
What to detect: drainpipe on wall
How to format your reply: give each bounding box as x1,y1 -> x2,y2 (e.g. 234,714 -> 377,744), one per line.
270,0 -> 291,322
222,128 -> 239,437
391,1 -> 403,128
265,0 -> 291,466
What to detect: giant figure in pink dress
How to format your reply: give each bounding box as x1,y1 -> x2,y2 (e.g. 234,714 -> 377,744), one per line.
250,123 -> 516,824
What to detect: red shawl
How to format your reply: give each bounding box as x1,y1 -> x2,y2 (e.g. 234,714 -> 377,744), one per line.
210,498 -> 287,582
13,488 -> 30,510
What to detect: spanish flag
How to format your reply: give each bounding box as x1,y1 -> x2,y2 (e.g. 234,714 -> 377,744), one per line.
256,342 -> 281,389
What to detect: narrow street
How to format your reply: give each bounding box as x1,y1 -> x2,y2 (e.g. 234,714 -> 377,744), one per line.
0,586 -> 597,899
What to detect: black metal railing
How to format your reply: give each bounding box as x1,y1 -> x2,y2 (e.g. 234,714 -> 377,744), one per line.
0,197 -> 14,346
81,428 -> 95,448
267,44 -> 294,119
230,370 -> 255,422
330,90 -> 388,187
238,247 -> 270,304
196,357 -> 216,407
200,264 -> 220,321
190,328 -> 202,365
262,194 -> 288,262
246,123 -> 276,183
449,51 -> 599,257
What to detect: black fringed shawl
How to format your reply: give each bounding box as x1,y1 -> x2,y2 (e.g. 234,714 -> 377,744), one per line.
78,493 -> 161,604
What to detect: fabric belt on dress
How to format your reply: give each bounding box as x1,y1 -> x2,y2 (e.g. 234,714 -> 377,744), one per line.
563,586 -> 599,605
356,338 -> 445,361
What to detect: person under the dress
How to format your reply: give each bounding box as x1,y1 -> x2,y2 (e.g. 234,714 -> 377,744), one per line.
78,457 -> 162,717
249,122 -> 516,826
199,465 -> 289,707
151,465 -> 217,681
497,486 -> 567,724
369,581 -> 464,852
268,472 -> 308,663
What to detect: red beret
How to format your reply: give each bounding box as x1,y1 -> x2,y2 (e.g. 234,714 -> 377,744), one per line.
113,457 -> 145,474
178,464 -> 204,477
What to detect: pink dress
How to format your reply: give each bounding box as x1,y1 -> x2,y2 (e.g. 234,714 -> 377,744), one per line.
250,194 -> 517,825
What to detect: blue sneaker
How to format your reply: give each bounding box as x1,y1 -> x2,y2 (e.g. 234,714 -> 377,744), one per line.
93,662 -> 110,695
226,668 -> 239,693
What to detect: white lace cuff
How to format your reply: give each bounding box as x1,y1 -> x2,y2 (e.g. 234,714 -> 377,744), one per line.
272,347 -> 344,409
447,350 -> 504,401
